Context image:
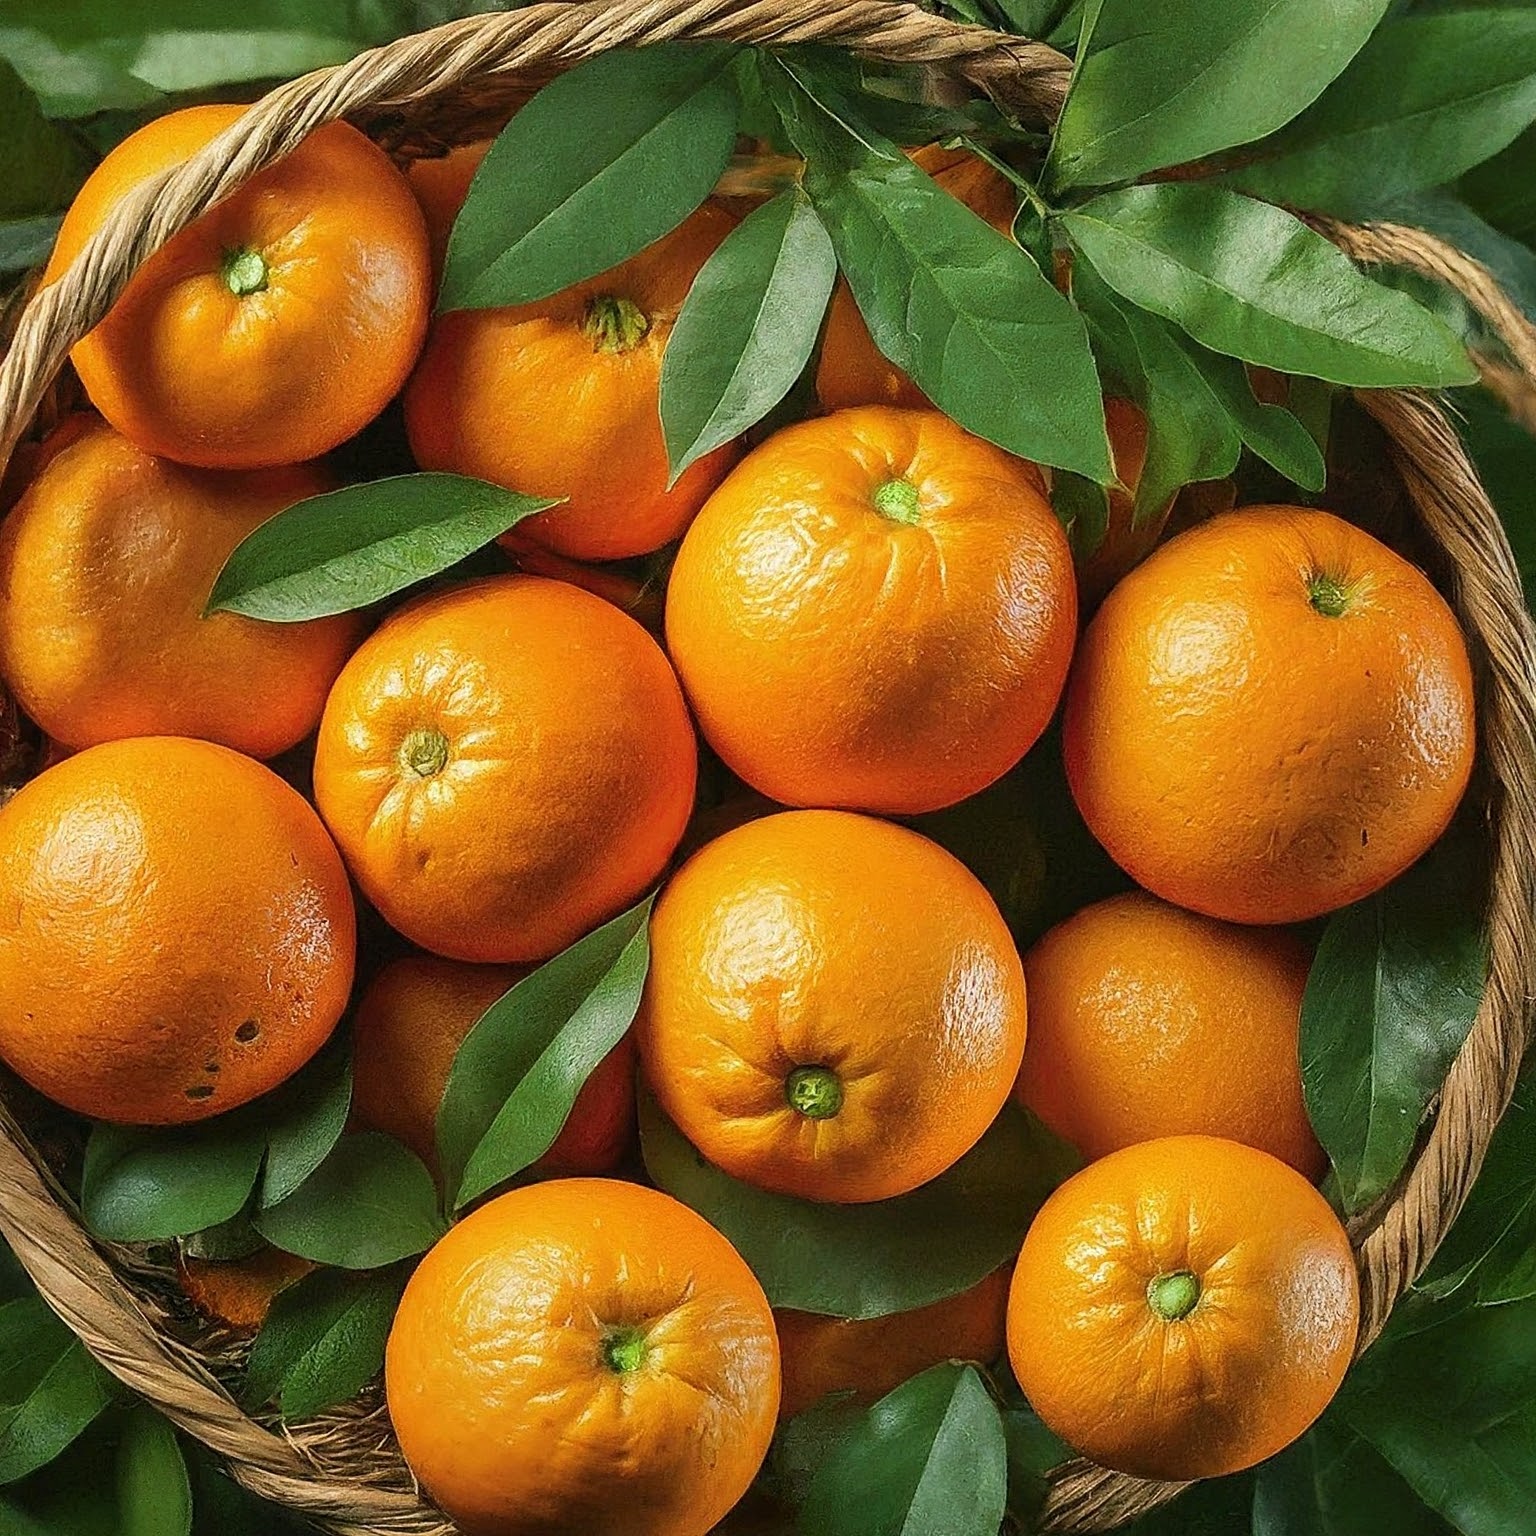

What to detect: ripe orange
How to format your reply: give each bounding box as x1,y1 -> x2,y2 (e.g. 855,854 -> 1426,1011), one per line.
404,139 -> 490,281
312,574 -> 696,964
404,203 -> 738,561
0,416 -> 359,757
1064,506 -> 1476,923
386,1177 -> 779,1536
0,737 -> 354,1124
351,955 -> 636,1180
666,407 -> 1076,815
1007,1135 -> 1358,1480
636,810 -> 1028,1203
46,105 -> 430,469
816,145 -> 1016,411
1015,891 -> 1324,1177
178,1248 -> 314,1333
776,1266 -> 1010,1421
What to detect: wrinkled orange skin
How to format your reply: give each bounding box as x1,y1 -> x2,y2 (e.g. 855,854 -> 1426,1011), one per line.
404,139 -> 490,282
666,407 -> 1075,814
0,737 -> 355,1124
776,1266 -> 1010,1421
1064,506 -> 1476,924
636,810 -> 1028,1204
405,204 -> 738,561
1008,1135 -> 1358,1480
0,417 -> 359,757
386,1178 -> 780,1536
313,575 -> 696,964
178,1248 -> 314,1334
1015,891 -> 1324,1178
816,145 -> 1017,411
351,955 -> 637,1181
47,105 -> 430,469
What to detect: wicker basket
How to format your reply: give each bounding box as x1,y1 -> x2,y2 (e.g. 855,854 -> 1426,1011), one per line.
0,3 -> 1534,1532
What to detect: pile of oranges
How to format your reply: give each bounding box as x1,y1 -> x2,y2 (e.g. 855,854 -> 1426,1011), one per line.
0,103 -> 1478,1536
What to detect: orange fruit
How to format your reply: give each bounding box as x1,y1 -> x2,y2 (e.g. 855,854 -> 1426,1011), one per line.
0,416 -> 359,757
404,203 -> 739,561
404,139 -> 490,282
775,1266 -> 1010,1421
1007,1135 -> 1358,1480
351,955 -> 636,1180
46,105 -> 430,469
386,1177 -> 779,1536
1015,891 -> 1324,1177
1064,506 -> 1476,923
313,574 -> 696,963
177,1248 -> 314,1333
636,810 -> 1028,1203
666,407 -> 1076,815
816,145 -> 1016,411
0,736 -> 354,1124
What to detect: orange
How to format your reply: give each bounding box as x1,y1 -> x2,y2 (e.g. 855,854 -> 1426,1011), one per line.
1064,506 -> 1476,924
0,416 -> 360,757
46,105 -> 430,469
386,1177 -> 779,1536
404,139 -> 490,282
0,737 -> 354,1124
1007,1135 -> 1358,1480
776,1266 -> 1010,1421
404,203 -> 739,561
636,810 -> 1027,1203
178,1248 -> 314,1333
1015,891 -> 1324,1177
312,574 -> 696,963
351,955 -> 636,1180
666,407 -> 1076,815
816,145 -> 1016,411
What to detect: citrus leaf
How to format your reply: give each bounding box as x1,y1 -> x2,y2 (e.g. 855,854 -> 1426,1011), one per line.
641,1095 -> 1078,1320
1456,388 -> 1536,607
1049,0 -> 1390,191
439,43 -> 740,311
252,1133 -> 446,1270
206,473 -> 558,622
441,897 -> 652,1210
0,1299 -> 114,1485
1059,184 -> 1479,388
0,214 -> 60,276
1301,842 -> 1487,1215
116,1406 -> 190,1536
1462,124 -> 1536,250
800,1364 -> 1007,1536
1339,1293 -> 1536,1536
769,58 -> 1112,483
81,1122 -> 266,1244
258,1045 -> 352,1208
243,1265 -> 407,1421
659,187 -> 835,481
1228,12 -> 1536,218
0,60 -> 88,218
1052,472 -> 1111,559
1001,1403 -> 1071,1529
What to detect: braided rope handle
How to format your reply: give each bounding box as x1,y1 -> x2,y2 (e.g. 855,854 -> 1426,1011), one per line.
0,4 -> 1531,1532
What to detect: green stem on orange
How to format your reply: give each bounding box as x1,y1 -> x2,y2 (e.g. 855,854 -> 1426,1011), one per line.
582,294 -> 650,353
222,247 -> 269,297
1307,573 -> 1354,618
399,727 -> 449,779
1147,1270 -> 1201,1322
872,478 -> 922,525
601,1326 -> 648,1374
786,1065 -> 844,1120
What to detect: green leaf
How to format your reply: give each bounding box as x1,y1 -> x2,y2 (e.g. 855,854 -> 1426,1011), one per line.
1457,388 -> 1536,606
0,59 -> 88,218
81,1122 -> 266,1244
440,897 -> 652,1209
0,213 -> 60,275
800,1364 -> 1007,1536
1421,1075 -> 1536,1304
771,1396 -> 867,1513
1073,261 -> 1242,521
1461,125 -> 1536,248
1340,1293 -> 1536,1536
1049,0 -> 1390,191
253,1133 -> 446,1269
258,1045 -> 352,1208
641,1095 -> 1077,1320
1228,13 -> 1536,217
1301,842 -> 1488,1214
659,188 -> 835,480
243,1265 -> 407,1421
769,59 -> 1112,483
0,1420 -> 121,1536
206,473 -> 558,622
1180,342 -> 1327,490
0,1299 -> 114,1484
439,44 -> 740,311
1059,184 -> 1478,388
1000,1403 -> 1071,1527
1116,1474 -> 1259,1534
116,1406 -> 190,1536
1052,472 -> 1112,558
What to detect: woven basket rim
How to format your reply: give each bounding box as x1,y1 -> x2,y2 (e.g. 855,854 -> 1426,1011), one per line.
1,4 -> 1534,1533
